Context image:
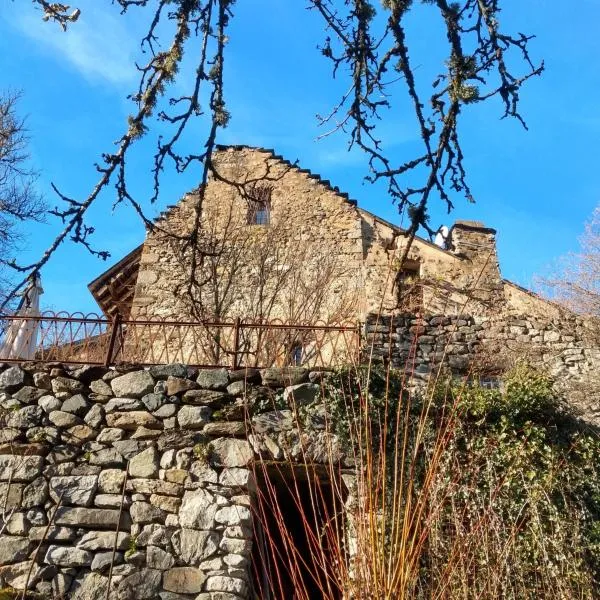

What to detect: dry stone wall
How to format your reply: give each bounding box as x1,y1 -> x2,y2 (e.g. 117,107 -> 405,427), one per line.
0,363 -> 346,600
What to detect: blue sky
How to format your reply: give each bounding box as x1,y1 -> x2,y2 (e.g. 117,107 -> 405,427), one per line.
0,0 -> 599,314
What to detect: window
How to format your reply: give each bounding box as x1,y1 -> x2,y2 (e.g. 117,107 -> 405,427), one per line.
247,184 -> 272,225
397,259 -> 422,312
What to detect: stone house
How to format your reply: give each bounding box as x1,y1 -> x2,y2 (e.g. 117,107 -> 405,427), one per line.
87,145 -> 600,417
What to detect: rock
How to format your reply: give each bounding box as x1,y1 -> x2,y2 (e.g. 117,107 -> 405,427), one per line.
228,367 -> 261,383
179,488 -> 218,529
177,405 -> 212,429
163,567 -> 206,594
106,411 -> 161,430
52,376 -> 85,395
62,393 -> 90,416
0,427 -> 20,443
157,430 -> 202,451
153,403 -> 177,418
4,512 -> 28,535
219,536 -> 252,555
50,474 -> 98,506
54,506 -> 130,529
89,448 -> 125,467
142,392 -> 168,412
13,386 -> 46,404
90,379 -> 114,397
95,493 -> 128,508
111,370 -> 155,398
0,366 -> 28,392
149,494 -> 181,513
78,530 -> 130,550
127,478 -> 182,496
209,438 -> 253,468
146,545 -> 174,570
135,524 -> 171,548
196,368 -> 229,390
205,576 -> 247,595
97,428 -> 125,443
225,380 -> 246,396
182,389 -> 227,406
132,426 -> 162,440
113,440 -> 149,460
129,446 -> 160,479
105,397 -> 143,412
44,545 -> 93,567
33,371 -> 52,390
7,405 -> 43,428
218,468 -> 254,490
166,376 -> 198,396
49,410 -> 82,428
82,404 -> 105,429
91,551 -> 123,573
21,476 -> 48,507
0,535 -> 32,564
261,367 -> 308,387
172,529 -> 219,564
52,572 -> 73,598
29,526 -> 77,541
66,424 -> 97,442
130,501 -> 166,524
251,409 -> 293,433
149,364 -> 189,380
70,572 -> 113,600
98,469 -> 126,493
215,505 -> 252,527
0,454 -> 44,481
39,394 -> 62,413
203,421 -> 246,436
0,560 -> 42,590
0,481 -> 24,508
117,568 -> 162,599
69,365 -> 107,383
283,382 -> 320,406
163,468 -> 189,485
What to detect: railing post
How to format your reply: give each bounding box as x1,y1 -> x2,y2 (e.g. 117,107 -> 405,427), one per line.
232,317 -> 241,370
104,313 -> 122,367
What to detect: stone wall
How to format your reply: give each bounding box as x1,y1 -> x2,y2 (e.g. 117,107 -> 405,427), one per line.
0,362 -> 346,599
365,312 -> 600,422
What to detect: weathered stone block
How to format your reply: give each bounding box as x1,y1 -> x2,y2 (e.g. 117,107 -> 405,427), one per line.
111,370 -> 155,398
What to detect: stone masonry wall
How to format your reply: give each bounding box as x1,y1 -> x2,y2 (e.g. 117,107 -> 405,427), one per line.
0,362 -> 346,599
365,312 -> 600,423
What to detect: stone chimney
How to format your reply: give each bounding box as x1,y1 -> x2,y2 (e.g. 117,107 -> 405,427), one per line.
447,220 -> 503,307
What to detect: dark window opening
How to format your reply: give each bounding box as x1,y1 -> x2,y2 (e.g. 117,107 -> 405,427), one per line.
251,465 -> 345,600
247,184 -> 272,226
397,259 -> 422,312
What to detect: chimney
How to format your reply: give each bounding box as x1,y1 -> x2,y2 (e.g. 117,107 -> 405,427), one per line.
447,220 -> 503,304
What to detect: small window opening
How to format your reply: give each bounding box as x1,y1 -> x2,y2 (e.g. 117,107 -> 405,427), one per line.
247,184 -> 272,225
251,465 -> 345,600
397,259 -> 422,312
289,343 -> 303,366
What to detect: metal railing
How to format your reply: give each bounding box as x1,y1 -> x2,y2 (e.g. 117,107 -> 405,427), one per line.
0,311 -> 361,369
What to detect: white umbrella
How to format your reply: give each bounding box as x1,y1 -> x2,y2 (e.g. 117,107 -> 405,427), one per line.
0,274 -> 44,360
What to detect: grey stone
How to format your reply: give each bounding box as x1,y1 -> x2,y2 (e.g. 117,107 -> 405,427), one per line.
97,427 -> 124,443
54,506 -> 130,529
203,421 -> 246,436
163,567 -> 206,594
166,376 -> 198,396
142,392 -> 168,412
13,386 -> 45,404
29,526 -> 77,541
5,512 -> 29,535
149,363 -> 189,380
129,446 -> 160,478
7,405 -> 43,428
183,389 -> 227,406
0,535 -> 32,564
178,488 -> 217,529
70,572 -> 113,600
215,505 -> 251,527
261,367 -> 308,387
196,368 -> 229,390
150,494 -> 181,513
49,409 -> 82,428
153,403 -> 178,418
22,476 -> 48,507
178,405 -> 212,429
205,576 -> 247,595
89,448 -> 125,467
111,370 -> 155,398
26,509 -> 46,526
91,551 -> 123,573
44,545 -> 93,567
130,501 -> 166,524
283,382 -> 320,406
0,366 -> 28,392
98,468 -> 126,493
84,403 -> 105,428
105,397 -> 143,412
95,493 -> 129,508
218,468 -> 254,490
0,481 -> 24,509
62,393 -> 90,416
226,380 -> 246,396
52,376 -> 85,395
209,438 -> 253,468
135,523 -> 171,548
90,379 -> 114,397
0,454 -> 44,481
228,367 -> 261,383
52,572 -> 73,598
251,409 -> 293,433
0,427 -> 21,443
77,530 -> 131,550
218,537 -> 252,555
106,411 -> 161,430
33,371 -> 52,390
0,560 -> 43,590
39,394 -> 62,413
113,439 -> 149,460
117,568 -> 162,599
157,430 -> 202,451
172,529 -> 219,564
127,478 -> 182,496
65,424 -> 97,442
50,474 -> 98,506
132,426 -> 162,440
146,545 -> 174,570
189,462 -> 218,483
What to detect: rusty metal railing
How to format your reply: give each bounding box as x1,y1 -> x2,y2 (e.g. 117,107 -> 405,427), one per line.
0,311 -> 361,369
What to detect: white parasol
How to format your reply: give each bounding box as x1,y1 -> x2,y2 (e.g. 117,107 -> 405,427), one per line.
0,274 -> 44,360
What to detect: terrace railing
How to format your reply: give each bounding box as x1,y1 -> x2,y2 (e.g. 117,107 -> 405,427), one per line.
0,311 -> 361,369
